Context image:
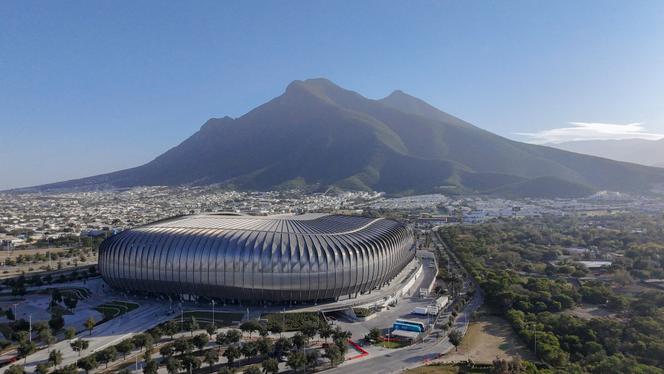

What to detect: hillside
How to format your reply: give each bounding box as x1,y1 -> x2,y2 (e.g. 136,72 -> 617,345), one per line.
23,79 -> 664,197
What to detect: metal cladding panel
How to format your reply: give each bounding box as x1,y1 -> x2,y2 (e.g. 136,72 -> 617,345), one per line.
99,214 -> 415,302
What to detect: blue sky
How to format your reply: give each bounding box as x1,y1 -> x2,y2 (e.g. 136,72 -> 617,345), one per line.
1,1 -> 663,189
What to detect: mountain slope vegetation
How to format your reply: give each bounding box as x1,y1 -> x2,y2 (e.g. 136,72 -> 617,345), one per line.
26,79 -> 664,197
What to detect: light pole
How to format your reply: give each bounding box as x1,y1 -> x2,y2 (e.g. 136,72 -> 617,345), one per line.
211,299 -> 216,328
28,314 -> 32,343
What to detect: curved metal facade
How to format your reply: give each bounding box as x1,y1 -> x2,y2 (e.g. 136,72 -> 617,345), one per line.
99,214 -> 415,302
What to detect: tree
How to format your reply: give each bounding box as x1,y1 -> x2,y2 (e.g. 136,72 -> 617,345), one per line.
5,308 -> 15,321
365,327 -> 381,344
287,351 -> 306,373
98,346 -> 117,368
35,363 -> 50,374
245,367 -> 261,374
39,328 -> 56,351
333,338 -> 347,355
262,357 -> 280,374
267,320 -> 284,337
49,349 -> 63,368
241,341 -> 258,360
143,359 -> 158,374
216,331 -> 227,350
257,337 -> 273,356
64,327 -> 76,340
226,329 -> 242,344
305,349 -> 320,370
187,316 -> 200,336
64,297 -> 78,311
5,365 -> 25,374
274,337 -> 293,357
117,339 -> 135,359
174,337 -> 193,354
240,320 -> 262,338
133,333 -> 153,352
70,339 -> 89,356
143,349 -> 152,364
204,348 -> 219,367
193,333 -> 210,351
206,323 -> 217,337
217,368 -> 235,374
49,313 -> 65,332
318,323 -> 332,343
77,355 -> 97,373
301,321 -> 318,343
324,344 -> 344,367
165,357 -> 181,374
332,327 -> 351,341
17,341 -> 36,363
448,329 -> 463,351
292,333 -> 306,350
160,343 -> 175,358
84,316 -> 96,335
223,345 -> 241,367
164,320 -> 178,339
148,326 -> 163,342
181,354 -> 201,371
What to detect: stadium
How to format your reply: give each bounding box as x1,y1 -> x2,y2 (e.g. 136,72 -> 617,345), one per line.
98,213 -> 415,303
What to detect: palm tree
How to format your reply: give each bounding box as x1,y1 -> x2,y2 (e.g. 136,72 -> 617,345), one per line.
84,316 -> 96,336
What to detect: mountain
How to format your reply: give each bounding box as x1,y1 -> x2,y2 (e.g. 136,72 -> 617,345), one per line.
22,78 -> 664,197
552,138 -> 664,167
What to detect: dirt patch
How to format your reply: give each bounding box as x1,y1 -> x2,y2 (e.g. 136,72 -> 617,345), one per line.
440,315 -> 534,363
406,364 -> 458,374
563,303 -> 616,320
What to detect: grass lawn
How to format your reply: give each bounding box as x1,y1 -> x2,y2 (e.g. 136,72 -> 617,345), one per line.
58,287 -> 91,300
179,311 -> 243,327
94,300 -> 139,321
262,312 -> 322,331
381,340 -> 408,349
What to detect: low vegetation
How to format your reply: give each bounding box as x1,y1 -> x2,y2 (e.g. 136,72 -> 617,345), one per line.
439,214 -> 664,373
262,312 -> 323,331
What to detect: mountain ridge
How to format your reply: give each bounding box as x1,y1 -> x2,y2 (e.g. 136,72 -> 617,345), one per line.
14,78 -> 664,197
552,138 -> 664,167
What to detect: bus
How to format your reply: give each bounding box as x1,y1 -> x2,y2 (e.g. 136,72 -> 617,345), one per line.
393,319 -> 426,333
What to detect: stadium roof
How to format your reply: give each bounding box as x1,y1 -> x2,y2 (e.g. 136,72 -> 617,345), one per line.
142,213 -> 388,236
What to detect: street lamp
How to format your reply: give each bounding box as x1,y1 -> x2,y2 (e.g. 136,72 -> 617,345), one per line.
211,300 -> 215,327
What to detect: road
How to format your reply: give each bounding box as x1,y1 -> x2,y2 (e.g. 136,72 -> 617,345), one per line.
328,228 -> 484,374
329,289 -> 483,374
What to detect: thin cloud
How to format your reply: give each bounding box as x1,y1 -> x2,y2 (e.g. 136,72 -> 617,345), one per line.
517,122 -> 664,144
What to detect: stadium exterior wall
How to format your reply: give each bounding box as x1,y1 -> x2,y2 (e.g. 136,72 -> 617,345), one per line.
98,214 -> 415,302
